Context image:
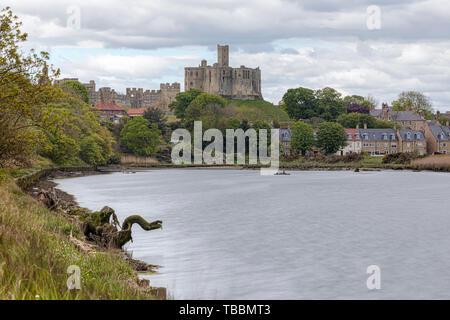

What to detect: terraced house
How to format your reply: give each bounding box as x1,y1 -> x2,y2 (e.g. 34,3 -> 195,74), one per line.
425,123 -> 450,154
397,129 -> 427,155
360,128 -> 399,155
336,128 -> 361,155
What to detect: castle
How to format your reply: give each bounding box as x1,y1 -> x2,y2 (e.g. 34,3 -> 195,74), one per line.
55,78 -> 180,110
185,45 -> 262,100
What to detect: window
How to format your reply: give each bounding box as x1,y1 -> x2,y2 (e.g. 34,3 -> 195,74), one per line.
355,134 -> 360,139
407,132 -> 411,139
363,134 -> 369,140
383,134 -> 388,140
347,134 -> 352,139
390,134 -> 396,140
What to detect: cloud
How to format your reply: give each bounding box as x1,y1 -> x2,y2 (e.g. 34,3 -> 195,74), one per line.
3,0 -> 450,110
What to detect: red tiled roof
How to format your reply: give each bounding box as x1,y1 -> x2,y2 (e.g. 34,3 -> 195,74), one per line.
128,107 -> 148,116
93,100 -> 125,111
345,128 -> 361,141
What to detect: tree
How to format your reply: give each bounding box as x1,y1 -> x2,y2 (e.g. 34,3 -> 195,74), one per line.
120,117 -> 161,156
41,133 -> 80,165
343,95 -> 374,111
316,122 -> 347,154
58,80 -> 90,104
0,7 -> 63,166
337,112 -> 396,129
143,107 -> 167,134
314,87 -> 347,121
290,121 -> 315,155
79,135 -> 106,165
169,88 -> 203,119
282,87 -> 316,120
392,91 -> 433,114
184,92 -> 228,131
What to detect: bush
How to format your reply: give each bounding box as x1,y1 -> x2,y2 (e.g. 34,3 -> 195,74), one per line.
382,152 -> 424,164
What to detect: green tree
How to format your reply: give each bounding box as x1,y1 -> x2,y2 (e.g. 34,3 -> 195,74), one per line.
314,87 -> 347,121
58,80 -> 90,104
290,121 -> 315,155
184,92 -> 228,131
0,7 -> 63,166
392,91 -> 433,114
337,112 -> 396,129
120,117 -> 161,156
343,95 -> 374,108
225,117 -> 241,129
41,133 -> 80,165
169,88 -> 204,119
281,87 -> 316,120
143,107 -> 167,134
316,122 -> 347,154
79,135 -> 106,165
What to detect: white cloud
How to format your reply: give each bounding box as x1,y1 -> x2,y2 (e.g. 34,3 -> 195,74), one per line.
3,0 -> 450,111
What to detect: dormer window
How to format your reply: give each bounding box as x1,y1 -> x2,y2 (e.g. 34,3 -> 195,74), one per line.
383,134 -> 388,140
347,134 -> 352,139
363,134 -> 369,140
390,134 -> 396,140
407,132 -> 411,140
355,133 -> 360,139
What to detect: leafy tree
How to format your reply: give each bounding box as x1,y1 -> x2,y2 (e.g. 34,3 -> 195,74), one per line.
282,87 -> 316,120
392,91 -> 433,114
169,88 -> 203,119
0,7 -> 63,166
337,112 -> 396,129
314,87 -> 347,121
143,107 -> 168,134
290,121 -> 315,155
58,80 -> 90,104
120,117 -> 161,156
343,95 -> 374,111
184,92 -> 228,131
225,117 -> 241,129
41,133 -> 80,165
346,103 -> 370,114
79,135 -> 106,165
316,122 -> 347,154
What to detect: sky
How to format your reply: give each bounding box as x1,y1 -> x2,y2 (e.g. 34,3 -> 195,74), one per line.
5,0 -> 450,111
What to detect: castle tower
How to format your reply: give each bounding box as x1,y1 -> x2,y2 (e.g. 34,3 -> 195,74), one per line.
217,45 -> 229,67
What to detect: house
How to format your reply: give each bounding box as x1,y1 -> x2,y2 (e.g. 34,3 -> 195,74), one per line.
360,128 -> 399,155
92,100 -> 127,123
370,103 -> 426,131
424,122 -> 450,154
279,128 -> 291,155
127,107 -> 148,117
336,128 -> 361,155
397,129 -> 427,155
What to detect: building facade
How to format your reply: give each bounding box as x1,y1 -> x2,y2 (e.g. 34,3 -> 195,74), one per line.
370,103 -> 427,131
397,129 -> 427,155
425,123 -> 450,154
185,45 -> 262,100
360,128 -> 399,155
92,101 -> 127,123
336,128 -> 362,155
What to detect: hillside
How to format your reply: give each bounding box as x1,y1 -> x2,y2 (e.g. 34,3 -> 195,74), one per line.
227,99 -> 291,122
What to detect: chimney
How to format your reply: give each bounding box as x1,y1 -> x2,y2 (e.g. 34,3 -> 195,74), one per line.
447,120 -> 449,127
436,110 -> 441,120
356,123 -> 359,129
363,122 -> 367,129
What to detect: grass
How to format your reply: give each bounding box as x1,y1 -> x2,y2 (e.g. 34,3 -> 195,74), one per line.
279,155 -> 407,170
227,99 -> 291,122
411,155 -> 450,171
0,176 -> 156,300
121,155 -> 160,165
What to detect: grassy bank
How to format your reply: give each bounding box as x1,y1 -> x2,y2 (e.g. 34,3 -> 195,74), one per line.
227,99 -> 291,122
0,171 -> 157,300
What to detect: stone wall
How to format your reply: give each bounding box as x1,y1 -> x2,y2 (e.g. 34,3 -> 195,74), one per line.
185,45 -> 262,100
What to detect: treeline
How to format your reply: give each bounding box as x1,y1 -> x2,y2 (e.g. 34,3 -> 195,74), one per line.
0,8 -> 113,168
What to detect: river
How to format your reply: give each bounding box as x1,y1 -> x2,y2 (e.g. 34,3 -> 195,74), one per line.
55,169 -> 450,299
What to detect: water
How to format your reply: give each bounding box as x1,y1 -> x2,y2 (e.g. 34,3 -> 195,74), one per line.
55,169 -> 450,299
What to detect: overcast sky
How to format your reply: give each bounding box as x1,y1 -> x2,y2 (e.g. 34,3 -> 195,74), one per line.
5,0 -> 450,111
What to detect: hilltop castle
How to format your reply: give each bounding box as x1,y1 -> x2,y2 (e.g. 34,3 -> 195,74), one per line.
185,45 -> 262,100
55,78 -> 180,110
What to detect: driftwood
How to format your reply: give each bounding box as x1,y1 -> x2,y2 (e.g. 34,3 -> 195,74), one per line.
38,188 -> 162,249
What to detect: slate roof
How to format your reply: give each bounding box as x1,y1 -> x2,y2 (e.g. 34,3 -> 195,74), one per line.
279,128 -> 291,142
429,126 -> 450,141
369,108 -> 421,121
398,129 -> 426,141
370,109 -> 382,117
359,129 -> 398,141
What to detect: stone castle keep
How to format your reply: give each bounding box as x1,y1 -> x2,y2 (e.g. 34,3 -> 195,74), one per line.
185,45 -> 262,100
55,78 -> 180,110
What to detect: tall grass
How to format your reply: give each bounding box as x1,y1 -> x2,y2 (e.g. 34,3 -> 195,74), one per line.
0,179 -> 156,300
120,155 -> 159,165
411,155 -> 450,171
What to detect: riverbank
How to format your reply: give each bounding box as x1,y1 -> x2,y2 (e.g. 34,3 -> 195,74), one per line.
0,165 -> 165,300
